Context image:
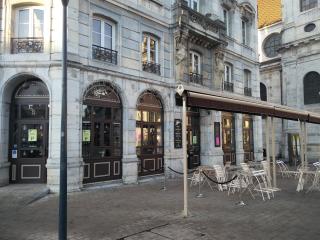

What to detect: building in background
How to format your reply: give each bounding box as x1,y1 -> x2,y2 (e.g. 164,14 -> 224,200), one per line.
0,0 -> 262,192
258,0 -> 320,165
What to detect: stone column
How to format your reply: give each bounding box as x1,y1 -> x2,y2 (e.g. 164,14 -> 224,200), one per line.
0,100 -> 10,186
174,30 -> 189,83
122,107 -> 138,184
46,68 -> 83,192
200,110 -> 224,166
253,115 -> 264,161
235,113 -> 244,164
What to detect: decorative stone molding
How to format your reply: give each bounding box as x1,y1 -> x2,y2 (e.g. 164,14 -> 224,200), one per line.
213,47 -> 225,90
175,30 -> 189,82
239,2 -> 255,23
220,0 -> 237,11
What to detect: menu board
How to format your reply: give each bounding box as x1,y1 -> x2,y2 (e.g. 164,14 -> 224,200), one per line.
28,129 -> 38,142
174,119 -> 182,148
82,130 -> 91,142
214,122 -> 221,147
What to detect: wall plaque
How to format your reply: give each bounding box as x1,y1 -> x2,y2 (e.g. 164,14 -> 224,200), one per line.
174,119 -> 182,148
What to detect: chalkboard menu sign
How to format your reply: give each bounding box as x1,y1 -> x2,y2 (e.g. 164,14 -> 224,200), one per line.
214,122 -> 221,147
174,119 -> 182,148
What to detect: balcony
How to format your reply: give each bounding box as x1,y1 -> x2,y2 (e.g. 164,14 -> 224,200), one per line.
189,72 -> 203,85
92,45 -> 117,64
11,38 -> 43,54
142,61 -> 161,75
244,87 -> 252,97
224,81 -> 234,92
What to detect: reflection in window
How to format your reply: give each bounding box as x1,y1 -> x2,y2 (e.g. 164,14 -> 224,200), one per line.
142,34 -> 159,64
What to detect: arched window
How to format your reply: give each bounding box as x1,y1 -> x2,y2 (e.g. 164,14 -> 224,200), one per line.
263,33 -> 281,58
304,71 -> 320,105
260,83 -> 267,101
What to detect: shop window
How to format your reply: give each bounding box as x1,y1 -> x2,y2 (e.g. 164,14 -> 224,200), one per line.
304,71 -> 320,105
300,0 -> 318,12
142,34 -> 160,75
92,17 -> 117,64
11,6 -> 44,53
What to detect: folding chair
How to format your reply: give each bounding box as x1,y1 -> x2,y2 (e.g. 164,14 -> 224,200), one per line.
252,170 -> 274,201
213,165 -> 227,191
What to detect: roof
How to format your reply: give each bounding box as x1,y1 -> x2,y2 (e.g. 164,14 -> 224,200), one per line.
258,0 -> 282,29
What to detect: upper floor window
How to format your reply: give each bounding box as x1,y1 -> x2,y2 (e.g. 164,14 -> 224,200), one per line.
92,17 -> 117,64
189,51 -> 202,84
263,33 -> 281,58
223,8 -> 231,36
224,63 -> 233,92
11,6 -> 44,54
260,83 -> 267,101
304,71 -> 320,105
188,0 -> 199,11
300,0 -> 318,12
242,19 -> 248,45
142,34 -> 160,75
244,69 -> 252,96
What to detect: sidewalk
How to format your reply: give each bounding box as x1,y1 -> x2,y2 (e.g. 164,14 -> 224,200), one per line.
0,178 -> 319,240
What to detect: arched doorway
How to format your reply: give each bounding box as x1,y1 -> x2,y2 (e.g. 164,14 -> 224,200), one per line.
82,82 -> 122,183
187,107 -> 200,169
9,79 -> 49,183
243,114 -> 254,162
222,112 -> 236,165
136,91 -> 164,176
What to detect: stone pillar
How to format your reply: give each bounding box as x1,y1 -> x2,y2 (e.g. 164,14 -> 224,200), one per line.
200,110 -> 224,166
235,113 -> 244,164
122,107 -> 138,184
46,68 -> 83,192
0,100 -> 10,186
253,115 -> 263,161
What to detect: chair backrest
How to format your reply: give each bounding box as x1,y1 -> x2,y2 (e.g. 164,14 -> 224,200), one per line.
240,163 -> 250,173
313,162 -> 320,170
213,165 -> 226,180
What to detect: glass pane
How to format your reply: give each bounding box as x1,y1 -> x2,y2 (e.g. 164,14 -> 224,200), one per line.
189,53 -> 193,72
142,126 -> 149,145
104,123 -> 110,146
105,108 -> 111,119
149,126 -> 156,145
33,9 -> 44,37
93,19 -> 101,33
18,9 -> 29,37
150,50 -> 155,63
21,104 -> 46,119
113,123 -> 121,148
157,127 -> 162,146
149,112 -> 156,122
136,126 -> 141,147
113,108 -> 121,122
104,36 -> 112,49
92,32 -> 101,46
82,105 -> 91,120
156,112 -> 161,122
94,122 -> 101,146
142,111 -> 149,122
136,111 -> 142,121
93,107 -> 104,118
20,124 -> 44,149
142,36 -> 148,61
104,22 -> 112,37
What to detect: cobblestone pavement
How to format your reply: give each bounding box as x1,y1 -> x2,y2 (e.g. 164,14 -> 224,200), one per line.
0,177 -> 320,240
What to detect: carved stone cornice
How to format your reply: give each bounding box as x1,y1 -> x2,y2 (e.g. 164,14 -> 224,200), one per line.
239,2 -> 255,23
220,0 -> 238,11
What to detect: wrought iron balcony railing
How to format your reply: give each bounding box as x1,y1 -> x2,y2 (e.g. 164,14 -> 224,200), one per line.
244,87 -> 252,97
11,38 -> 44,54
189,72 -> 203,85
92,45 -> 117,64
142,61 -> 161,75
224,81 -> 234,92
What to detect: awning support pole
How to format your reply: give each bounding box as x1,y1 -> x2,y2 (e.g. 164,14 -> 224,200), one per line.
300,120 -> 305,169
266,116 -> 271,181
304,122 -> 308,167
271,117 -> 276,187
182,94 -> 188,217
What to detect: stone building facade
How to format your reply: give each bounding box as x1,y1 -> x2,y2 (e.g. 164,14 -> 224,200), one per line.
0,0 -> 262,192
258,0 -> 320,165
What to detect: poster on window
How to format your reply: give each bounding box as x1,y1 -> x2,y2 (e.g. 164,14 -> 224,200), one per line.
28,129 -> 38,142
82,130 -> 91,142
214,122 -> 221,147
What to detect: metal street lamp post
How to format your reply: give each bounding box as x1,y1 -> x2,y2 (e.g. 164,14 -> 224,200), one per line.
59,0 -> 69,239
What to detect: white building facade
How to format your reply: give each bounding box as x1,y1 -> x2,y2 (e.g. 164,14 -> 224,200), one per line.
0,0 -> 262,192
258,0 -> 320,165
